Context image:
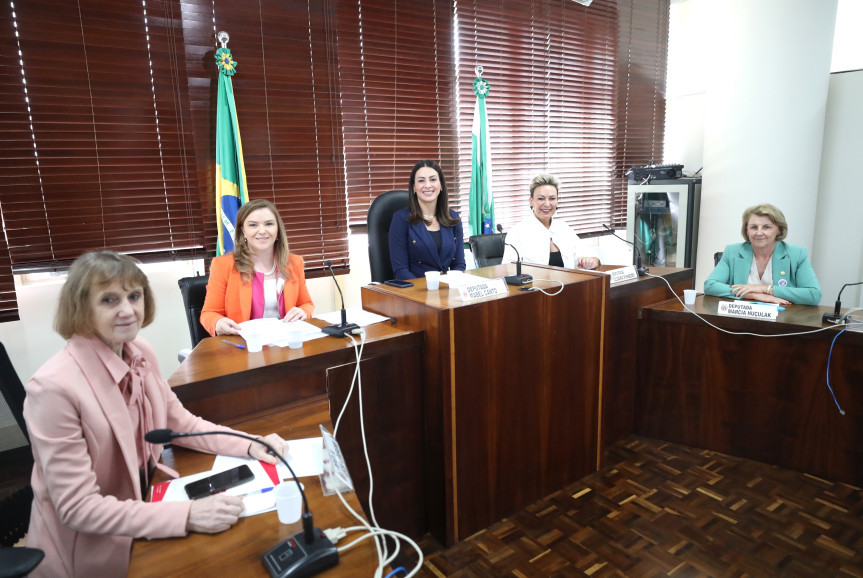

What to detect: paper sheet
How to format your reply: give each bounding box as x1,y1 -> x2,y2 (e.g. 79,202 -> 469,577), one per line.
151,437 -> 324,517
314,307 -> 391,327
238,318 -> 325,347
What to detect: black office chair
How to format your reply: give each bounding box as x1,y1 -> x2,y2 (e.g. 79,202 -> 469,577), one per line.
468,233 -> 507,268
0,341 -> 44,577
178,274 -> 210,348
367,190 -> 410,282
714,251 -> 723,266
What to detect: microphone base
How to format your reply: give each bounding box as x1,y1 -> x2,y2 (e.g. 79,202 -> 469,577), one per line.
262,527 -> 339,578
321,323 -> 360,337
822,313 -> 847,325
505,274 -> 533,286
637,267 -> 649,277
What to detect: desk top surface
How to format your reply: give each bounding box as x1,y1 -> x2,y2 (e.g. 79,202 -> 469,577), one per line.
363,263 -> 605,309
169,319 -> 413,388
129,395 -> 380,578
642,294 -> 863,341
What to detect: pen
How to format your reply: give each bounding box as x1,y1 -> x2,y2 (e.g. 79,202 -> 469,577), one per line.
241,486 -> 275,498
221,339 -> 246,350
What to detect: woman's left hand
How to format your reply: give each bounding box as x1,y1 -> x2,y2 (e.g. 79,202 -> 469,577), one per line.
730,283 -> 765,298
577,257 -> 600,270
282,307 -> 307,323
249,433 -> 289,465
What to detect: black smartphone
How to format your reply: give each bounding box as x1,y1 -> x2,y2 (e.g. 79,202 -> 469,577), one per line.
384,279 -> 414,288
184,465 -> 255,500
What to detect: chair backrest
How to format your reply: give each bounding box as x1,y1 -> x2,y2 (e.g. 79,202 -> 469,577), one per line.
177,274 -> 210,347
713,251 -> 723,266
367,190 -> 410,282
468,233 -> 507,268
0,342 -> 28,445
0,341 -> 36,551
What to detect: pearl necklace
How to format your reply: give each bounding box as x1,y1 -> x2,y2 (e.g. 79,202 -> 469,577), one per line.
423,214 -> 435,221
255,260 -> 277,276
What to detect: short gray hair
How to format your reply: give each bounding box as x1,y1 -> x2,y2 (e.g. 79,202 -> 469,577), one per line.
529,173 -> 560,197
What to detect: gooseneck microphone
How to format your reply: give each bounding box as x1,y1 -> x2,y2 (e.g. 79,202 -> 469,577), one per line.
822,281 -> 863,325
602,224 -> 648,276
503,242 -> 533,286
321,259 -> 360,337
145,428 -> 339,578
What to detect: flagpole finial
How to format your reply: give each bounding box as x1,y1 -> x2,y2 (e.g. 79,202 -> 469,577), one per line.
217,31 -> 230,48
475,65 -> 484,77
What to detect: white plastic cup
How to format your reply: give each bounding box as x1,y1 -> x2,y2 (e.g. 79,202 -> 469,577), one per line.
683,289 -> 697,305
275,482 -> 303,524
244,331 -> 264,353
425,270 -> 441,290
287,327 -> 303,349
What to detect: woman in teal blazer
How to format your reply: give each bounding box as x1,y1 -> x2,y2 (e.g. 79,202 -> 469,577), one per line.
704,204 -> 822,306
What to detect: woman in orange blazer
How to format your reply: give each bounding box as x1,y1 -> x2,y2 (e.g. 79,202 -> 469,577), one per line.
24,251 -> 289,577
201,199 -> 315,336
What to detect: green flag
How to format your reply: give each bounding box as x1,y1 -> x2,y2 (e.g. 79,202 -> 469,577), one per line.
469,75 -> 495,236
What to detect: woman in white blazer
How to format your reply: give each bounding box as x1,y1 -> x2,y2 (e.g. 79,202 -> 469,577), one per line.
502,173 -> 600,270
24,251 -> 289,577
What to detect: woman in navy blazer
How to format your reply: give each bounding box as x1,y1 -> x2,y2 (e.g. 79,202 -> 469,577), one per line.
704,203 -> 822,306
389,160 -> 466,280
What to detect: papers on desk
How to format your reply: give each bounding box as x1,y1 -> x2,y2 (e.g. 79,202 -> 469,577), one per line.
150,437 -> 324,518
239,318 -> 325,347
314,307 -> 390,327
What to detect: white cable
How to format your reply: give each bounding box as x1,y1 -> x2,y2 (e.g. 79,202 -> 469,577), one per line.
333,526 -> 424,577
347,331 -> 389,575
646,272 -> 854,338
331,331 -> 387,572
525,278 -> 564,296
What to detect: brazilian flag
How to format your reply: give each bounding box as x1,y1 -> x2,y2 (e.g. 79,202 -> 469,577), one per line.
214,47 -> 248,255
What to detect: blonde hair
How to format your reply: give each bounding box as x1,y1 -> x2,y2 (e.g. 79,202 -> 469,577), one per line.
529,173 -> 561,197
232,199 -> 293,282
55,251 -> 155,339
741,203 -> 788,243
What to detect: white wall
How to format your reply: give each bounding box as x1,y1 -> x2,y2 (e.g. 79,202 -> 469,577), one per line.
666,0 -> 858,299
813,70 -> 863,308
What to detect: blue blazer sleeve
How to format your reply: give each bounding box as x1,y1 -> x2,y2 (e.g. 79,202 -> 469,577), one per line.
389,209 -> 413,281
450,212 -> 466,272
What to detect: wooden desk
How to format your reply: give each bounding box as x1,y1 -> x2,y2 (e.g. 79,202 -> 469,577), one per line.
637,295 -> 863,485
362,264 -> 607,544
166,322 -> 426,539
599,266 -> 694,453
129,396 -> 378,577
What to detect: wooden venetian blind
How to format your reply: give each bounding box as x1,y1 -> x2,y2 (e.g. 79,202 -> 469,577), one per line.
0,0 -> 204,273
181,0 -> 349,274
612,0 -> 670,227
336,0 -> 459,227
453,0 -> 668,233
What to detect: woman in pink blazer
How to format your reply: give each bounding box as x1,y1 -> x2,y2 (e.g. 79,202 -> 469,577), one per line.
201,199 -> 314,336
24,251 -> 289,577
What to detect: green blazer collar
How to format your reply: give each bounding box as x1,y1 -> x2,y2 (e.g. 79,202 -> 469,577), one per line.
731,242 -> 789,285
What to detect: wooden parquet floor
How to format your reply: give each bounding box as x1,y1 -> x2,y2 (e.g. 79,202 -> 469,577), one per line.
412,436 -> 863,577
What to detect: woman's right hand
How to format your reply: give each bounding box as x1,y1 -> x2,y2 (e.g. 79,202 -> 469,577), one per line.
186,494 -> 244,533
215,317 -> 241,336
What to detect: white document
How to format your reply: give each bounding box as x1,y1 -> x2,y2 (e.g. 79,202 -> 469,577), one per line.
239,318 -> 324,347
441,271 -> 483,288
314,307 -> 390,327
